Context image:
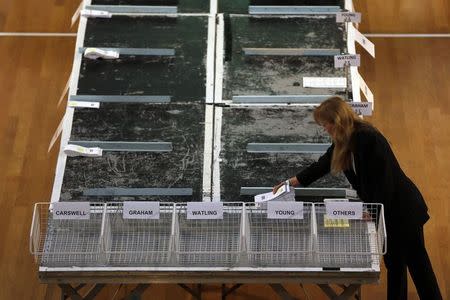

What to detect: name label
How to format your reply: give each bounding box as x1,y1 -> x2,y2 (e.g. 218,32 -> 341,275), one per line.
123,201 -> 160,219
267,202 -> 304,219
325,201 -> 362,219
349,102 -> 373,116
187,202 -> 223,219
80,9 -> 112,18
334,54 -> 360,68
68,101 -> 100,109
53,202 -> 90,220
64,144 -> 103,157
336,12 -> 361,23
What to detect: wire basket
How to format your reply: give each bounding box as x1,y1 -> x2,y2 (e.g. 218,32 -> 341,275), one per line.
245,202 -> 315,267
314,203 -> 386,268
103,202 -> 175,266
30,203 -> 106,267
174,203 -> 244,267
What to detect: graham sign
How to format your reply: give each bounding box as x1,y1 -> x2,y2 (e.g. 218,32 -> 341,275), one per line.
123,202 -> 160,219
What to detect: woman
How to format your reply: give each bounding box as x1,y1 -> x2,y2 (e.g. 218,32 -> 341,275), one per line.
273,97 -> 442,300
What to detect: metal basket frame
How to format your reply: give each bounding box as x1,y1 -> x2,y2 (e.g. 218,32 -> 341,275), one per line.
30,202 -> 107,267
30,201 -> 386,268
173,202 -> 245,267
103,202 -> 175,266
314,202 -> 386,268
244,202 -> 316,267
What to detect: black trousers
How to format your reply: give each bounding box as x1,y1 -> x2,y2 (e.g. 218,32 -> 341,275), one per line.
383,225 -> 442,300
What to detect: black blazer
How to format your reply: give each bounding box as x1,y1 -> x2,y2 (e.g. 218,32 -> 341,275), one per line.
296,124 -> 429,232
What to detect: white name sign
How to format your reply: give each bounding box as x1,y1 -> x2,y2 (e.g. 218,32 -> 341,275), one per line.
123,202 -> 160,219
303,77 -> 347,88
80,9 -> 112,18
325,201 -> 363,219
267,202 -> 304,219
68,101 -> 100,109
334,54 -> 360,68
53,202 -> 90,220
336,12 -> 361,23
349,102 -> 373,116
187,202 -> 223,219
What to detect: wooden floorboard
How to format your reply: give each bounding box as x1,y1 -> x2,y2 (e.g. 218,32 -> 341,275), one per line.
355,0 -> 450,33
0,0 -> 79,32
0,37 -> 73,300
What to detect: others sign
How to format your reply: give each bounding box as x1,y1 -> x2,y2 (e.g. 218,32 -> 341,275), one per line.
325,201 -> 363,219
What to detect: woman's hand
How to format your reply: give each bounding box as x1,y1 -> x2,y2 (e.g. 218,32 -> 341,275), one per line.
272,176 -> 300,194
362,211 -> 372,221
272,182 -> 285,194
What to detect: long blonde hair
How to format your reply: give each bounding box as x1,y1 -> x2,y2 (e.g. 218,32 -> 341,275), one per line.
314,97 -> 370,174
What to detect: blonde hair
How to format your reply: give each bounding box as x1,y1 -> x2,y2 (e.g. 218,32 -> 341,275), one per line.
314,97 -> 370,174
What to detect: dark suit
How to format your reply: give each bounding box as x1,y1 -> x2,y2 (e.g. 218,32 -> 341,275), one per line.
296,124 -> 442,300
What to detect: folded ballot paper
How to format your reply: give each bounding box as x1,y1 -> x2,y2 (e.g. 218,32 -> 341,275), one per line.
84,48 -> 120,60
323,198 -> 350,228
254,183 -> 295,208
64,144 -> 103,158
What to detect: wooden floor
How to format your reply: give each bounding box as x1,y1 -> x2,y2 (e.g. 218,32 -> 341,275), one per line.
0,1 -> 449,299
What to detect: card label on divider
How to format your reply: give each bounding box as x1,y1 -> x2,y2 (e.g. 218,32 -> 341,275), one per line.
53,202 -> 90,220
187,202 -> 223,219
334,54 -> 360,68
64,145 -> 103,157
123,202 -> 160,219
349,102 -> 372,116
267,202 -> 304,219
325,201 -> 363,219
68,101 -> 100,108
80,9 -> 112,18
336,12 -> 361,23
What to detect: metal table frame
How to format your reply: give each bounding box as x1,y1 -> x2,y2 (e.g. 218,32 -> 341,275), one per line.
40,267 -> 379,300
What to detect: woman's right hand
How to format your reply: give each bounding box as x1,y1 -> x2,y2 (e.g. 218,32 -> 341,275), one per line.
273,177 -> 300,194
272,182 -> 285,194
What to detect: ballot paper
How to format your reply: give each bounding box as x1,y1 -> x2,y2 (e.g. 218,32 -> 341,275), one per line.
84,48 -> 120,60
323,215 -> 350,228
254,182 -> 295,204
64,144 -> 103,157
323,198 -> 350,228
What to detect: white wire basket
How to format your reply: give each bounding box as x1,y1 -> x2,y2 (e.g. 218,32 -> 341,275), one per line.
103,202 -> 174,266
314,203 -> 386,268
30,201 -> 386,269
173,203 -> 244,267
245,202 -> 315,267
30,203 -> 106,267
